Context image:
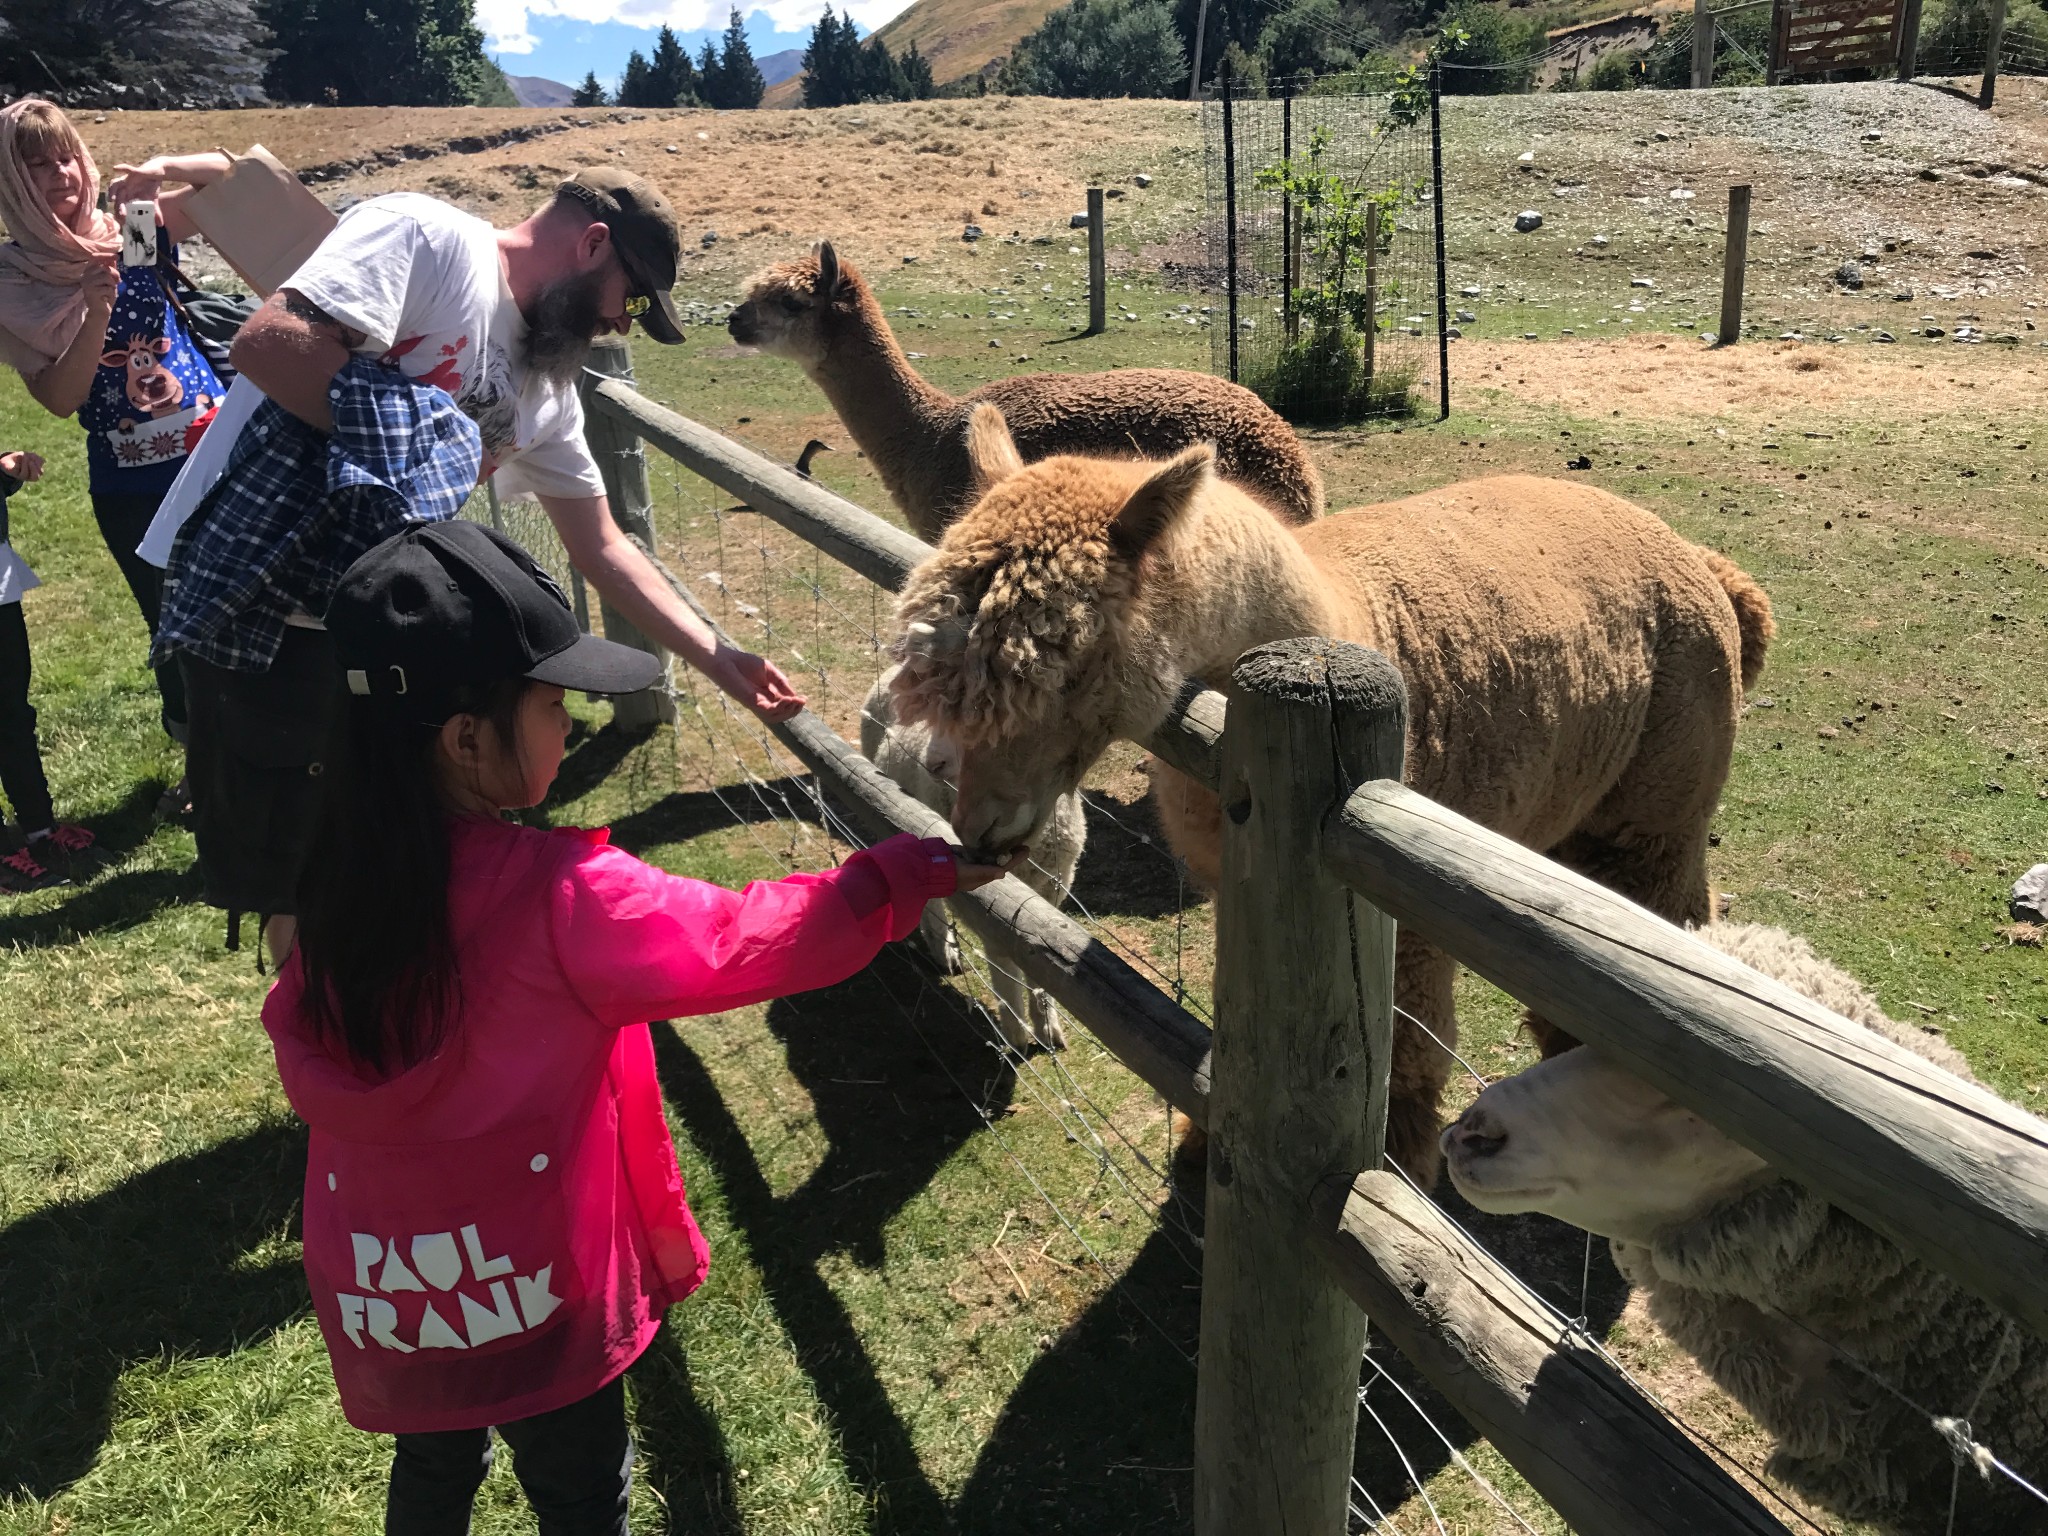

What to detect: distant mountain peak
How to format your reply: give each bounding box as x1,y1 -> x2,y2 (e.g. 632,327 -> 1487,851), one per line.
507,74 -> 576,108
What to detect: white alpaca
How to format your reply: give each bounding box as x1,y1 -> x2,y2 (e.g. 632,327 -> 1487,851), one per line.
860,665 -> 1081,1050
1444,923 -> 2048,1535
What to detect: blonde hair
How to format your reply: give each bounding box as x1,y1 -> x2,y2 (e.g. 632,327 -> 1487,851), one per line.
4,100 -> 83,173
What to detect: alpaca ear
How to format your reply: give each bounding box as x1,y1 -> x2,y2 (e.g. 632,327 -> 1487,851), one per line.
815,242 -> 841,304
965,403 -> 1023,494
1110,444 -> 1214,560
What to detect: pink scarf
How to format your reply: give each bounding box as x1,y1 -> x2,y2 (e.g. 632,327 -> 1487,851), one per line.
0,100 -> 122,376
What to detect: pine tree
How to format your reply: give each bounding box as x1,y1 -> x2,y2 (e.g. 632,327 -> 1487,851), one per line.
900,39 -> 934,98
263,0 -> 488,105
695,39 -> 724,106
858,34 -> 905,99
571,69 -> 607,105
800,6 -> 866,106
711,7 -> 765,107
616,47 -> 655,105
649,24 -> 698,104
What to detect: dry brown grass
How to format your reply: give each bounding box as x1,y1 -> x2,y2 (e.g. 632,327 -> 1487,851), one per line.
75,100 -> 1190,292
1463,332 -> 2048,419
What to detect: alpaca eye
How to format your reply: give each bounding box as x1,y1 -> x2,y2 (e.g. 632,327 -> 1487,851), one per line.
779,296 -> 807,315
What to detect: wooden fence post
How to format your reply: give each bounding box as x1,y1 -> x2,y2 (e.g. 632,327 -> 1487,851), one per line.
1086,187 -> 1107,336
580,337 -> 675,730
1692,0 -> 1717,85
1981,0 -> 2008,105
1897,0 -> 1924,77
1194,637 -> 1404,1536
1716,184 -> 1751,348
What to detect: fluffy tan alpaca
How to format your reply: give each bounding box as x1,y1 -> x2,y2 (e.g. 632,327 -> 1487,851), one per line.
728,243 -> 1324,540
886,406 -> 1774,1180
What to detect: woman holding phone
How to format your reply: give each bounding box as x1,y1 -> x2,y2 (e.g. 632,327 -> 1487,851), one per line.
0,98 -> 232,812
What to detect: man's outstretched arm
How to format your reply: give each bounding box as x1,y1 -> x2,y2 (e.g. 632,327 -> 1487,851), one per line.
540,491 -> 806,722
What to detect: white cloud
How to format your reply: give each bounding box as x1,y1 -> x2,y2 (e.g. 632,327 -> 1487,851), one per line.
476,0 -> 916,54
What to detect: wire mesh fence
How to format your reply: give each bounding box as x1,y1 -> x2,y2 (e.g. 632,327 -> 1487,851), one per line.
1201,79 -> 1446,427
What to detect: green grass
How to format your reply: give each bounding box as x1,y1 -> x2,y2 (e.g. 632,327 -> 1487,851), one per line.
4,226 -> 2045,1534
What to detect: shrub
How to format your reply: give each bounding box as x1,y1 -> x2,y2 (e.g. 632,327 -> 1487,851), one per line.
999,0 -> 1189,97
1584,48 -> 1641,89
1437,2 -> 1548,93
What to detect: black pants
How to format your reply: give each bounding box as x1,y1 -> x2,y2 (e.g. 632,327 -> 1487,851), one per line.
385,1375 -> 633,1536
0,601 -> 54,834
90,491 -> 188,742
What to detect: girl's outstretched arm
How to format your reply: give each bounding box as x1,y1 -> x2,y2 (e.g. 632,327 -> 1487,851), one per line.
553,832 -> 992,1025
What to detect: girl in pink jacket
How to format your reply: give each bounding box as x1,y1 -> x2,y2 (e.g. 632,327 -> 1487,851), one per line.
263,520 -> 1001,1535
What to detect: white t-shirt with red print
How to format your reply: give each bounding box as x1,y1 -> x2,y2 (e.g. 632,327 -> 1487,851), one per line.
285,193 -> 605,505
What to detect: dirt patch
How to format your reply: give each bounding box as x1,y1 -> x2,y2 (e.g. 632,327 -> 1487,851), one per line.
1464,332 -> 2048,419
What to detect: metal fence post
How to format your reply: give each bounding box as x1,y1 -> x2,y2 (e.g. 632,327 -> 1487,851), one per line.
1193,637 -> 1404,1536
1221,57 -> 1239,384
1281,86 -> 1296,345
1429,61 -> 1450,422
579,337 -> 676,730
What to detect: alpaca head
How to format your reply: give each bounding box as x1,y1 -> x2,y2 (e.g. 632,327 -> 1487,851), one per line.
888,404 -> 1215,862
728,242 -> 857,368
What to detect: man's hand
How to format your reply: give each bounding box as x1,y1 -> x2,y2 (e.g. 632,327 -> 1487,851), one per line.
707,643 -> 807,722
0,450 -> 45,483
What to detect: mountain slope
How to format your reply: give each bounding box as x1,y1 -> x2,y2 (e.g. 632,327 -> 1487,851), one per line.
508,74 -> 576,107
757,47 -> 805,85
762,0 -> 1060,103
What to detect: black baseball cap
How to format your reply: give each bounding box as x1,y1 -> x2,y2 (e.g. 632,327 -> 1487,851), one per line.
558,168 -> 685,345
327,520 -> 663,722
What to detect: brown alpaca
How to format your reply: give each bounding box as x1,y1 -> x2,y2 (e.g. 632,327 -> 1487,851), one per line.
727,243 -> 1324,540
886,407 -> 1774,1182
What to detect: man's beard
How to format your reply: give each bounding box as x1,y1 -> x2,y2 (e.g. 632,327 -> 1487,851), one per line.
523,269 -> 607,388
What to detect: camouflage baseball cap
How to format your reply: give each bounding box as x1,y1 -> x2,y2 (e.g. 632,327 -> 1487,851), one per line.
559,167 -> 684,344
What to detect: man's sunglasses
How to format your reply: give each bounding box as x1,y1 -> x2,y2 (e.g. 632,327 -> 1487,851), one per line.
624,293 -> 651,319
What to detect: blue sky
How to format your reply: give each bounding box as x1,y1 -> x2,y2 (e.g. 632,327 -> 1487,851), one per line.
479,0 -> 912,87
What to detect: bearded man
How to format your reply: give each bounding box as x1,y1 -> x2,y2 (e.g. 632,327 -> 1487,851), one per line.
154,169 -> 803,961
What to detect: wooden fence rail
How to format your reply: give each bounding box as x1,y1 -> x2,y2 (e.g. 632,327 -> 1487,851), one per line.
1323,779 -> 2048,1340
580,374 -> 2039,1534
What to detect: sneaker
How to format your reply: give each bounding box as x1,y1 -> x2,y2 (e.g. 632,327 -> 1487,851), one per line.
44,823 -> 94,854
0,843 -> 57,892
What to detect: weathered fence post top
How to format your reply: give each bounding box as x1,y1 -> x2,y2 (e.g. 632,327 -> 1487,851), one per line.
1196,635 -> 1404,1536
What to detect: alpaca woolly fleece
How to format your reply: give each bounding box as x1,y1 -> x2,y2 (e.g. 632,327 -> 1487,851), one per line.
887,412 -> 1773,1178
728,243 -> 1324,539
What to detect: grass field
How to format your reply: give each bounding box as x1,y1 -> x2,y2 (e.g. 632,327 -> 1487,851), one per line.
4,83 -> 2047,1535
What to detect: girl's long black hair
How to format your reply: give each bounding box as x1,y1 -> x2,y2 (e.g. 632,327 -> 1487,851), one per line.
294,679 -> 528,1078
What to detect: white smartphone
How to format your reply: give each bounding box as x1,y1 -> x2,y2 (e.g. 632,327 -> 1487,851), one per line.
121,200 -> 158,268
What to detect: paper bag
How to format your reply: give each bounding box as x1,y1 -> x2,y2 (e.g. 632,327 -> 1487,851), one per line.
180,145 -> 338,299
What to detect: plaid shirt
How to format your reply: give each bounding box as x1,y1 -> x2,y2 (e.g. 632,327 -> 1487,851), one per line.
153,358 -> 482,673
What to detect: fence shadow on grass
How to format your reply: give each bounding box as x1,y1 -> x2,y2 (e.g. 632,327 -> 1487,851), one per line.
628,1326 -> 746,1536
0,1120 -> 308,1499
650,948 -> 1014,1533
605,776 -> 820,858
1071,789 -> 1208,923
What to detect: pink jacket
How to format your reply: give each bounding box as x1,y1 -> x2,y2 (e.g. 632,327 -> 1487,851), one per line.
263,818 -> 957,1434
